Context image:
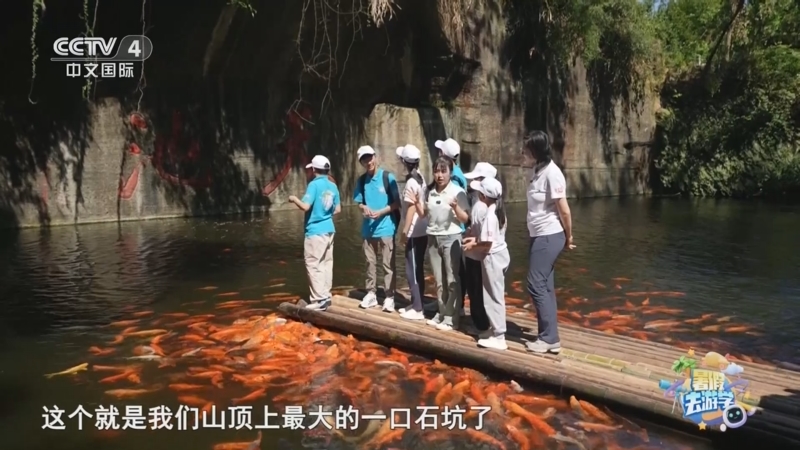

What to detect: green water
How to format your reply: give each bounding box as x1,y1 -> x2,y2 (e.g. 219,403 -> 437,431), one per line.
1,197 -> 799,450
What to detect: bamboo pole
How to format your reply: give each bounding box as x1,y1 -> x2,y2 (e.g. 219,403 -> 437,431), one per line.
278,301 -> 800,444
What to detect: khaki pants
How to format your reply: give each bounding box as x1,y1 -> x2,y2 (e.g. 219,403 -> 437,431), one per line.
304,233 -> 334,301
363,236 -> 396,297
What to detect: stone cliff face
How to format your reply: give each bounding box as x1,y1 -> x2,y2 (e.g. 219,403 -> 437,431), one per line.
0,0 -> 654,228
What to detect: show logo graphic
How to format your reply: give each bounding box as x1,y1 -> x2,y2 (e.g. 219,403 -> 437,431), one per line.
659,349 -> 758,431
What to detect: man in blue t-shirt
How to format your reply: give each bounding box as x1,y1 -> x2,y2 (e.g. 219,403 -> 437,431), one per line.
288,155 -> 341,311
435,138 -> 469,316
354,145 -> 401,312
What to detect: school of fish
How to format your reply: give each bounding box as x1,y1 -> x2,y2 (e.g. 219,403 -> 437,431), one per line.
498,273 -> 788,366
43,266 -> 784,450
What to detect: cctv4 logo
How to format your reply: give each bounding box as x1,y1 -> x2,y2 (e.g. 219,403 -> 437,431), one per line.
53,37 -> 143,58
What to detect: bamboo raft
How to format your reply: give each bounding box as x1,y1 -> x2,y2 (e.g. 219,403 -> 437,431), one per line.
278,292 -> 800,445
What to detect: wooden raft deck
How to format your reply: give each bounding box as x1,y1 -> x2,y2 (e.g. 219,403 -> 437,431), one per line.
278,294 -> 800,445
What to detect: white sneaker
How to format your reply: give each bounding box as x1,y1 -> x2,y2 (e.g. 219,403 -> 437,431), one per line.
436,322 -> 454,331
400,309 -> 425,321
525,339 -> 562,354
478,329 -> 493,340
305,299 -> 331,311
478,336 -> 508,350
382,297 -> 395,312
426,314 -> 443,327
359,292 -> 378,309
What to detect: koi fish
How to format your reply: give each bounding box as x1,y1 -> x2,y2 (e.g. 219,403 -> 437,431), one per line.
44,363 -> 89,379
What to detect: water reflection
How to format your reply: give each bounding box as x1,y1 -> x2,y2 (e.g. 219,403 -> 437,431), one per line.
1,197 -> 799,450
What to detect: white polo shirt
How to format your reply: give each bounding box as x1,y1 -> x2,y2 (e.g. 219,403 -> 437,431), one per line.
527,161 -> 567,237
425,182 -> 469,236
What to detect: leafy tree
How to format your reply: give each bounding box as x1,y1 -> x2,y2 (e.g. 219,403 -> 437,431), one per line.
653,0 -> 800,197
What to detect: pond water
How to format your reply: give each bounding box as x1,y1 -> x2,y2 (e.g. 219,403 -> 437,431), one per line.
1,197 -> 799,450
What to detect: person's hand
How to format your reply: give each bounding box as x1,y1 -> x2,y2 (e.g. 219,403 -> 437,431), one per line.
367,209 -> 381,219
463,237 -> 476,246
566,235 -> 576,250
449,196 -> 459,209
463,242 -> 475,252
360,205 -> 373,217
401,229 -> 409,242
288,195 -> 298,203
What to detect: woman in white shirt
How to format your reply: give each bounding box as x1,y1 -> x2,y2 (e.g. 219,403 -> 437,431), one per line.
463,177 -> 510,350
523,131 -> 576,355
396,145 -> 429,321
411,156 -> 470,332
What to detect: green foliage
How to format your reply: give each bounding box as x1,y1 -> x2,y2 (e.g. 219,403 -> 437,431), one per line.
654,0 -> 725,71
654,0 -> 800,197
506,0 -> 663,112
672,355 -> 697,374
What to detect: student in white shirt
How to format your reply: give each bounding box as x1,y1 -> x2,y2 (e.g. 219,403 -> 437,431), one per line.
463,177 -> 510,350
411,156 -> 470,331
395,145 -> 429,321
523,131 -> 576,355
462,162 -> 498,335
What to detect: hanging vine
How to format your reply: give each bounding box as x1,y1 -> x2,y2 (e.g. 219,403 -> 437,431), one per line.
81,0 -> 96,100
228,0 -> 257,17
28,0 -> 46,104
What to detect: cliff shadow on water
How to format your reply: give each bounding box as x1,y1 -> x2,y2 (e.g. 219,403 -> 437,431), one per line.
0,0 -> 413,229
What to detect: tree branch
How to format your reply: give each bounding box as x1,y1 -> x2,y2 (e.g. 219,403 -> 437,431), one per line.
702,0 -> 745,77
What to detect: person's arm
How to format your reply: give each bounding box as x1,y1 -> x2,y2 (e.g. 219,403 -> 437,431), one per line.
412,185 -> 427,217
556,198 -> 572,240
374,174 -> 401,217
388,174 -> 401,212
333,189 -> 342,215
353,178 -> 370,215
473,214 -> 496,252
401,184 -> 415,235
290,184 -> 315,212
402,204 -> 415,235
548,169 -> 573,244
451,191 -> 470,223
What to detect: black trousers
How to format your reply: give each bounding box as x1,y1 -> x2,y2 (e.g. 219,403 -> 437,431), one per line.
463,257 -> 490,331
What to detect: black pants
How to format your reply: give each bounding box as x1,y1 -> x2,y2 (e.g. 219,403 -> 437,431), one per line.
463,257 -> 490,331
405,236 -> 427,312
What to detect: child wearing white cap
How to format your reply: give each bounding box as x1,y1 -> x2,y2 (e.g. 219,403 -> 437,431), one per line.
288,155 -> 341,311
462,177 -> 509,350
462,162 -> 498,335
395,144 -> 429,321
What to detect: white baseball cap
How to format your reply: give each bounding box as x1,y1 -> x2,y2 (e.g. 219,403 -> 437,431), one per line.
396,144 -> 421,162
464,162 -> 497,179
357,145 -> 376,160
306,155 -> 331,170
469,177 -> 502,199
434,138 -> 460,159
